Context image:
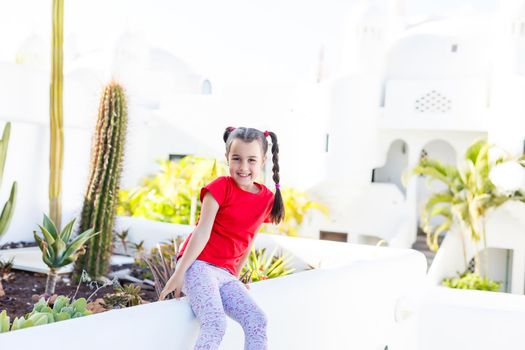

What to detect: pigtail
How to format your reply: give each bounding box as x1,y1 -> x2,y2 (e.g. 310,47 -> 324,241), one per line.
223,127 -> 236,143
268,131 -> 285,224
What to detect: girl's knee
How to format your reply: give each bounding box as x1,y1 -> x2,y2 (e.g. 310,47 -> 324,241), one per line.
247,308 -> 268,329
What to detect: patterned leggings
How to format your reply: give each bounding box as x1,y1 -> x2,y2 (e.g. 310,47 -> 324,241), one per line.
182,260 -> 268,350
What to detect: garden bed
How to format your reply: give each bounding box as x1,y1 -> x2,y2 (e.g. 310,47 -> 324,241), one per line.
0,266 -> 158,319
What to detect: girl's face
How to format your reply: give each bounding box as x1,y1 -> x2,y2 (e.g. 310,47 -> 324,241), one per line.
226,139 -> 266,192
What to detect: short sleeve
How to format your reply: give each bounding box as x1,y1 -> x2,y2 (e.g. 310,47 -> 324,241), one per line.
200,176 -> 229,205
263,197 -> 274,223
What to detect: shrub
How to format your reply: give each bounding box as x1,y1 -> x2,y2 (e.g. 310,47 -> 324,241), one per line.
442,272 -> 501,292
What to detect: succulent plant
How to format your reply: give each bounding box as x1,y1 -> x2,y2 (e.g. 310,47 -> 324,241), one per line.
75,81 -> 128,279
49,0 -> 64,229
141,241 -> 179,300
34,214 -> 98,294
0,257 -> 15,290
0,295 -> 91,333
0,122 -> 17,240
0,310 -> 9,333
239,247 -> 295,284
114,228 -> 130,255
101,284 -> 144,309
0,122 -> 17,298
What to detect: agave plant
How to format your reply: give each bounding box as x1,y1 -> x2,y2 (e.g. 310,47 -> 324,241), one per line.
141,241 -> 179,300
101,284 -> 144,309
239,247 -> 295,283
405,139 -> 525,273
33,214 -> 98,295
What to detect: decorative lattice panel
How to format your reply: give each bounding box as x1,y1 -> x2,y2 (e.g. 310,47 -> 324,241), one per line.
414,90 -> 452,113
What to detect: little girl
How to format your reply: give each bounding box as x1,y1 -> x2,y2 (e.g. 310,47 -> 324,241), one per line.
159,127 -> 284,350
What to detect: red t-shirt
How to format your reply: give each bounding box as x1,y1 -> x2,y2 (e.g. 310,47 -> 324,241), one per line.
177,176 -> 274,276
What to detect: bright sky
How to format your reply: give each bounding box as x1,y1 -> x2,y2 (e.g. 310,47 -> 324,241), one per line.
0,0 -> 359,84
0,0 -> 501,85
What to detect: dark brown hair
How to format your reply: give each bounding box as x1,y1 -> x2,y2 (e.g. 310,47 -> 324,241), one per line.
223,127 -> 284,224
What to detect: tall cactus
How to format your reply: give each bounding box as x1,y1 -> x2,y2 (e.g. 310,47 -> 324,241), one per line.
0,122 -> 17,240
0,122 -> 17,298
74,82 -> 127,278
49,0 -> 64,230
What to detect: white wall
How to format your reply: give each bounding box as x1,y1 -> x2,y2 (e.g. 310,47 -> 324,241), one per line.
0,234 -> 427,350
382,79 -> 489,131
392,286 -> 525,350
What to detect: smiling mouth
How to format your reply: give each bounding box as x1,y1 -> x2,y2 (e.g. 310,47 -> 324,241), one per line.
237,173 -> 251,178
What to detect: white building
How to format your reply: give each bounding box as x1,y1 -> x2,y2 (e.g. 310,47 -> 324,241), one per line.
0,0 -> 524,276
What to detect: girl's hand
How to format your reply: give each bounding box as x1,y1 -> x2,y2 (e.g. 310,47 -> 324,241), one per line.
159,270 -> 185,301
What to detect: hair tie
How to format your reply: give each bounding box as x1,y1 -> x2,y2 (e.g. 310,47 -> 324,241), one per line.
263,130 -> 270,138
275,183 -> 280,190
227,127 -> 236,133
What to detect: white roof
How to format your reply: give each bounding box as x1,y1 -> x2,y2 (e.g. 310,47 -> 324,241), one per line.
385,17 -> 494,80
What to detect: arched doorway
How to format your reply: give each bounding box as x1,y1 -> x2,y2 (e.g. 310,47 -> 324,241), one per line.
416,139 -> 457,232
372,139 -> 408,195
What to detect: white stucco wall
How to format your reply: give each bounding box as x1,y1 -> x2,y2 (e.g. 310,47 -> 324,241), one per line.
0,233 -> 427,350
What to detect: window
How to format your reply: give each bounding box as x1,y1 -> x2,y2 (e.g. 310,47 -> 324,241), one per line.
320,230 -> 348,242
169,154 -> 188,161
201,80 -> 212,95
414,90 -> 452,113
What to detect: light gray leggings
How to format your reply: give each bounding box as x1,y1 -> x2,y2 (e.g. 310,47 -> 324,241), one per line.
182,260 -> 268,350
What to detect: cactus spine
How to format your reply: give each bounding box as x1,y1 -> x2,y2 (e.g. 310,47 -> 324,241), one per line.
74,82 -> 127,278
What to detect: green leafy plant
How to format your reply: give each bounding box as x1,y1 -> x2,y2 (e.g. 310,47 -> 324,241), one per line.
117,157 -> 227,224
140,239 -> 180,299
132,240 -> 145,256
33,214 -> 98,295
404,139 -> 525,274
75,81 -> 128,279
239,247 -> 295,283
119,158 -> 328,237
262,187 -> 328,236
442,272 -> 501,292
0,257 -> 15,291
0,257 -> 14,273
0,295 -> 91,333
101,284 -> 144,310
131,239 -> 179,281
0,310 -> 9,332
114,228 -> 130,255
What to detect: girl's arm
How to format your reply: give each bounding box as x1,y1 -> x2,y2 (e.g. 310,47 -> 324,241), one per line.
175,192 -> 219,273
235,239 -> 254,278
159,192 -> 219,300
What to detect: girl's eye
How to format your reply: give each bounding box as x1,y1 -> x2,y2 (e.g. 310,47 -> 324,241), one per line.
249,159 -> 256,163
